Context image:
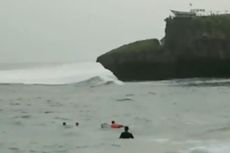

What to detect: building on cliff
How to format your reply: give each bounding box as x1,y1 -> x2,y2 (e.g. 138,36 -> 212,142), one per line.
171,9 -> 230,18
171,9 -> 206,17
171,10 -> 197,17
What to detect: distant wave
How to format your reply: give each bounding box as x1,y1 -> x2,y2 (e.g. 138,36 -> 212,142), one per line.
172,78 -> 230,87
132,78 -> 230,87
0,62 -> 123,86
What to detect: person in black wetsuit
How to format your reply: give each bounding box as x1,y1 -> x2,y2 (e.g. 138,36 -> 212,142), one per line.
119,126 -> 134,139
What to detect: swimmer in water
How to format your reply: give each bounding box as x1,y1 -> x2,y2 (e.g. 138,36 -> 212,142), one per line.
119,126 -> 134,139
63,122 -> 66,126
111,120 -> 124,128
76,122 -> 79,126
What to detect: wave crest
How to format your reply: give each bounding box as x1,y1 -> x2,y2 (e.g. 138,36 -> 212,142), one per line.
76,76 -> 123,87
0,62 -> 123,86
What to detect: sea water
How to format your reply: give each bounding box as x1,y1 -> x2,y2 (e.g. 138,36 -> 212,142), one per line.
0,62 -> 230,153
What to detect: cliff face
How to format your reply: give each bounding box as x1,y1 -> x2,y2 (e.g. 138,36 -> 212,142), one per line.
164,15 -> 230,53
165,15 -> 230,79
97,15 -> 230,81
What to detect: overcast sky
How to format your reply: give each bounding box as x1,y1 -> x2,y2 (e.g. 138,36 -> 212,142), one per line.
0,0 -> 229,63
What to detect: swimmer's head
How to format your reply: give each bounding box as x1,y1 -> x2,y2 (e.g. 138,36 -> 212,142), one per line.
63,122 -> 66,126
76,122 -> 79,126
124,126 -> 129,131
111,121 -> 115,124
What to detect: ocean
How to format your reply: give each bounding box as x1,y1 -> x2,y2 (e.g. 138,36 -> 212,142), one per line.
0,62 -> 230,153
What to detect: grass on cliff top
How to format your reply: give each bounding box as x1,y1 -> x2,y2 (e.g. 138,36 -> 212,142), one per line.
166,14 -> 230,34
107,39 -> 161,55
198,15 -> 230,32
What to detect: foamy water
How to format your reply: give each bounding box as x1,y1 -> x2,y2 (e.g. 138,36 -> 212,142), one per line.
0,62 -> 230,153
0,62 -> 123,85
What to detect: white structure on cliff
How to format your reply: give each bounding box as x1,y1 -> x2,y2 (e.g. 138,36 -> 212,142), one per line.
170,9 -> 230,17
170,9 -> 204,17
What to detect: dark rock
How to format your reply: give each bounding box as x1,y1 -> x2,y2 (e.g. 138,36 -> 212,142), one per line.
97,14 -> 230,81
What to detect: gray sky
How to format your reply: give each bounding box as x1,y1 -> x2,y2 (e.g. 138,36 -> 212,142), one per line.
0,0 -> 229,63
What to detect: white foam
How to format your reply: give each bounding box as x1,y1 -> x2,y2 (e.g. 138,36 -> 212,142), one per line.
152,138 -> 170,143
0,62 -> 123,85
188,144 -> 230,153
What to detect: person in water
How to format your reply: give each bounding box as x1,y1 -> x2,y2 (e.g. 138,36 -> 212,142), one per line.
119,126 -> 134,139
111,121 -> 124,128
62,122 -> 79,126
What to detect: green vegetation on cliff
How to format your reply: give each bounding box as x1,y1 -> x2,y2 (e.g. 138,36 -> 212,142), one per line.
107,39 -> 161,55
199,15 -> 230,37
166,14 -> 230,38
164,14 -> 230,51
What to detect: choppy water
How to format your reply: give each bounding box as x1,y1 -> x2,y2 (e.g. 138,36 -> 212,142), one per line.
0,62 -> 230,153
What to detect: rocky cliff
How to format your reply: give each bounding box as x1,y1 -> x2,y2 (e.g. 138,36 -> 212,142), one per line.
96,14 -> 230,81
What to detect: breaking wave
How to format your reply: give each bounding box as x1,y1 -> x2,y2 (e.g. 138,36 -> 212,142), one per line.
0,62 -> 123,86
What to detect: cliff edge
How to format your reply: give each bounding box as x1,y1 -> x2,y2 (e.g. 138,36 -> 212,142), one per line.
96,14 -> 230,81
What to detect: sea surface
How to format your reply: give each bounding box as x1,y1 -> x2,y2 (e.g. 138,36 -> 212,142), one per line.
0,62 -> 230,153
